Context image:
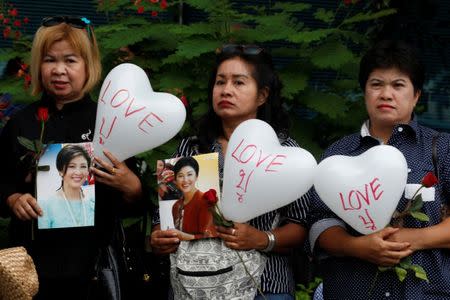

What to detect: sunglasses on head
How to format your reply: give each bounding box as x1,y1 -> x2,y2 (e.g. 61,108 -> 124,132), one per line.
41,16 -> 90,29
218,44 -> 264,56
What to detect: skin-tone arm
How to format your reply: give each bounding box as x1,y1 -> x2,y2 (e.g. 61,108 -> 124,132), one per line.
6,193 -> 43,221
216,222 -> 306,253
317,226 -> 413,267
388,218 -> 450,251
91,150 -> 142,202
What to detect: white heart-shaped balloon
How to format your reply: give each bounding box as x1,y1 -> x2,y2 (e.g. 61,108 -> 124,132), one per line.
314,145 -> 408,235
93,63 -> 186,162
221,119 -> 317,222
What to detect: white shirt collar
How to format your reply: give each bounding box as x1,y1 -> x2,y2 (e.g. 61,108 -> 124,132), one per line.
360,120 -> 384,144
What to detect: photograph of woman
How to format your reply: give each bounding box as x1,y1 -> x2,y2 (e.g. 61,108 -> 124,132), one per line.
170,156 -> 218,240
38,144 -> 95,229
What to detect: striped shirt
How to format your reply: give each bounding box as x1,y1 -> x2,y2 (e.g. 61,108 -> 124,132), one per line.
154,135 -> 310,294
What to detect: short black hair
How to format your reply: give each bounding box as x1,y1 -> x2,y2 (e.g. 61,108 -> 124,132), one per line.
359,40 -> 425,93
56,144 -> 91,174
172,157 -> 199,177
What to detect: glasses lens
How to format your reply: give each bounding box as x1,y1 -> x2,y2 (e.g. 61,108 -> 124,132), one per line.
41,16 -> 65,27
65,16 -> 86,29
219,44 -> 263,56
242,46 -> 263,55
41,16 -> 85,29
220,44 -> 240,54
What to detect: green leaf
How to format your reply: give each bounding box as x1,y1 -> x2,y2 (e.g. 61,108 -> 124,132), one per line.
279,71 -> 308,99
288,28 -> 336,44
399,256 -> 412,269
17,137 -> 37,152
301,90 -> 348,119
410,194 -> 424,212
271,2 -> 312,13
314,8 -> 335,24
394,267 -> 407,282
410,211 -> 430,222
378,266 -> 392,272
311,42 -> 354,69
162,39 -> 219,65
341,8 -> 397,25
410,265 -> 429,282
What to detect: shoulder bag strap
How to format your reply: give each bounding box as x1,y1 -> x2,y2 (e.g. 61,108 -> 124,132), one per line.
432,133 -> 440,180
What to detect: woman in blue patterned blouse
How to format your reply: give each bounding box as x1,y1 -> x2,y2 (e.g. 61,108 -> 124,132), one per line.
151,45 -> 310,299
309,40 -> 450,299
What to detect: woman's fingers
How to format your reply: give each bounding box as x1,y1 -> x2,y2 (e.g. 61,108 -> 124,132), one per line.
102,149 -> 122,168
151,229 -> 180,254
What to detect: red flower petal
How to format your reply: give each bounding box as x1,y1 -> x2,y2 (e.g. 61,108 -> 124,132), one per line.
180,95 -> 188,107
13,20 -> 21,27
9,8 -> 18,17
137,6 -> 145,14
37,107 -> 49,122
151,10 -> 158,17
3,18 -> 10,24
204,189 -> 218,205
160,0 -> 167,9
421,172 -> 438,188
3,27 -> 11,38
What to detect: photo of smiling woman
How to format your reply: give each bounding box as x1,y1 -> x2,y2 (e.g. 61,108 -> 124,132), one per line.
38,144 -> 95,229
171,156 -> 218,240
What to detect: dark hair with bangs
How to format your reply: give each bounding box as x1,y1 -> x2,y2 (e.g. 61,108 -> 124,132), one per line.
359,40 -> 425,94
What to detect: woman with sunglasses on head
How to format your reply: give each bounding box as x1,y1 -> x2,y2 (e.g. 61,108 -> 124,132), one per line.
0,16 -> 143,299
151,44 -> 309,299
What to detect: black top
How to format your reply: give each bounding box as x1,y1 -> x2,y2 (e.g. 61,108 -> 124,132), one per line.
0,93 -> 126,279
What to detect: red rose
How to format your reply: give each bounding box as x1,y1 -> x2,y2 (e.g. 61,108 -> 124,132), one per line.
13,19 -> 21,27
23,17 -> 29,24
3,27 -> 11,38
421,172 -> 438,188
160,0 -> 167,9
180,95 -> 188,107
137,6 -> 145,14
37,107 -> 49,122
151,10 -> 158,17
8,8 -> 18,17
204,189 -> 218,205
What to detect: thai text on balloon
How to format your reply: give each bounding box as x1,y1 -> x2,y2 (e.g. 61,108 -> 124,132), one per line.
338,177 -> 385,231
230,138 -> 287,203
97,79 -> 164,145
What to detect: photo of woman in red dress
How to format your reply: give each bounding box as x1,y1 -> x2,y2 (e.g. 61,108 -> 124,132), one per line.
171,157 -> 218,240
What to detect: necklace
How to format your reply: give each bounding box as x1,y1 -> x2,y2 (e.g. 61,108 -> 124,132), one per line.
61,188 -> 87,226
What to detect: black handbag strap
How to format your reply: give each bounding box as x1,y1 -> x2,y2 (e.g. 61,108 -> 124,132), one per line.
432,133 -> 440,180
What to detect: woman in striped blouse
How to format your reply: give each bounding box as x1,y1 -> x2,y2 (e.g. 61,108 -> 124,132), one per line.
151,44 -> 310,299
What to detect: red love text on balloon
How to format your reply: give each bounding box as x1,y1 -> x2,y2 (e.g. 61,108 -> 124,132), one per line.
230,138 -> 287,203
97,80 -> 164,143
338,177 -> 384,232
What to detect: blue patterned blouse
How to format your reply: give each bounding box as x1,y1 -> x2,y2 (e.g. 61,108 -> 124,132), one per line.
308,119 -> 450,299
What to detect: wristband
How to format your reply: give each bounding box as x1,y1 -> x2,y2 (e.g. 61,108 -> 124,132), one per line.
262,231 -> 276,253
